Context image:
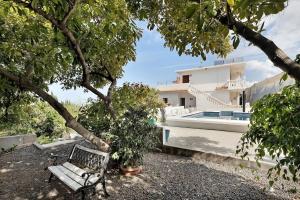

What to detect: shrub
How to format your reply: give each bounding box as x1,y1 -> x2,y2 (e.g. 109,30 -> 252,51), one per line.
109,106 -> 159,167
78,82 -> 164,135
237,84 -> 300,186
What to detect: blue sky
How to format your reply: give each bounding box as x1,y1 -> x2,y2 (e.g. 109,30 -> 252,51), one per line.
50,0 -> 300,104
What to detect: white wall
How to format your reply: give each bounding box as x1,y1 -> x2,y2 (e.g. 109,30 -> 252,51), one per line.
159,92 -> 179,107
246,72 -> 295,104
159,91 -> 196,108
208,91 -> 231,104
177,67 -> 230,91
178,92 -> 196,108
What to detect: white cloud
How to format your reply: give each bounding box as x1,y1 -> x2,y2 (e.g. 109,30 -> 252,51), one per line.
230,0 -> 300,59
229,0 -> 299,84
264,0 -> 300,51
245,60 -> 281,82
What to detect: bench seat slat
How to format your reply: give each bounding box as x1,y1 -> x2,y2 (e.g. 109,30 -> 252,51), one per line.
63,162 -> 99,184
57,165 -> 86,186
63,162 -> 86,176
48,166 -> 82,191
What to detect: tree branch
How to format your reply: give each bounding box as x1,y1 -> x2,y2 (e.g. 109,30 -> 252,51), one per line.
215,11 -> 300,81
82,82 -> 107,101
11,0 -> 89,83
12,0 -> 59,26
106,79 -> 117,119
107,79 -> 117,99
61,0 -> 77,25
90,71 -> 113,82
12,0 -> 118,112
189,0 -> 300,80
0,68 -> 110,152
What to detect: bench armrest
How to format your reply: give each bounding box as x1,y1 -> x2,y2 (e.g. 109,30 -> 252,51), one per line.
44,153 -> 65,170
82,171 -> 102,186
81,171 -> 97,177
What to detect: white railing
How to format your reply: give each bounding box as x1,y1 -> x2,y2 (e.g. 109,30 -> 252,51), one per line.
226,79 -> 247,90
188,85 -> 241,110
164,106 -> 190,117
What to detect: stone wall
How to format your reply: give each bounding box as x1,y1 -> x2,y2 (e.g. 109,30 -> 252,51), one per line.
0,134 -> 37,150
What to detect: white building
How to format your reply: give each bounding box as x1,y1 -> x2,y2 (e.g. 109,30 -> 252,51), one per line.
246,72 -> 295,104
158,62 -> 248,111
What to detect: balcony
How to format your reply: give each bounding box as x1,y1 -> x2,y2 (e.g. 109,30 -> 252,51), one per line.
227,80 -> 247,90
216,80 -> 247,91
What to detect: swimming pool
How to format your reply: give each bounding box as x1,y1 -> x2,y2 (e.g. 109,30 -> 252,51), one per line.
166,111 -> 251,133
183,111 -> 250,121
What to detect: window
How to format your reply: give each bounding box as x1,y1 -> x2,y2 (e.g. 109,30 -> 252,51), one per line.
163,98 -> 168,104
182,75 -> 190,83
190,98 -> 193,101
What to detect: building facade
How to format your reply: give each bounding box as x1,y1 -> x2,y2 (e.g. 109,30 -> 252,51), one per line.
158,62 -> 248,111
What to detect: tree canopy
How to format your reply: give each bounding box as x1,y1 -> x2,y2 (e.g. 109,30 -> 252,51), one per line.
0,0 -> 142,151
79,82 -> 164,135
126,0 -> 300,80
0,0 -> 141,90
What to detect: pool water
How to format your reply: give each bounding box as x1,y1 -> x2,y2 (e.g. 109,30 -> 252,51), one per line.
183,111 -> 251,121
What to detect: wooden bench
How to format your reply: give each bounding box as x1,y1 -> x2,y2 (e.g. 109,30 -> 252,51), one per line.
47,144 -> 110,200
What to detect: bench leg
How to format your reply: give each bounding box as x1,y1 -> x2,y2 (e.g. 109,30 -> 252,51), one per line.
92,187 -> 96,196
81,190 -> 85,200
48,173 -> 54,183
102,178 -> 109,197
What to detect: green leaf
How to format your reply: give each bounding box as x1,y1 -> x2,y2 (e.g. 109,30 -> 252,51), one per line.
227,0 -> 235,7
200,51 -> 206,60
186,4 -> 197,19
280,73 -> 288,83
233,36 -> 240,49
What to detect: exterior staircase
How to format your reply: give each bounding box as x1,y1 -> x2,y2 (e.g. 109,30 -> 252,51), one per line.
188,85 -> 242,111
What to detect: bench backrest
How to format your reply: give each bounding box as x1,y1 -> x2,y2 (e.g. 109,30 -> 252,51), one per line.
68,144 -> 109,173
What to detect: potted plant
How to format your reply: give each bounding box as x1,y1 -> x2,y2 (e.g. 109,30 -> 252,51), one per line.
110,106 -> 159,176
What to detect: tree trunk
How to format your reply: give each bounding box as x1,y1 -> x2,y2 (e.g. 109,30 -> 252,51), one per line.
217,15 -> 300,81
0,68 -> 110,152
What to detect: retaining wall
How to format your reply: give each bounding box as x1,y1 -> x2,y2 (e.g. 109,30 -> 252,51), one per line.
166,117 -> 249,133
0,134 -> 37,150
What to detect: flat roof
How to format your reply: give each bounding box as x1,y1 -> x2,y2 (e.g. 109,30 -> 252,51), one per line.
175,62 -> 247,73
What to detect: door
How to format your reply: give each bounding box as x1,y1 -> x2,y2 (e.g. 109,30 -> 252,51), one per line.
180,98 -> 185,107
239,94 -> 243,105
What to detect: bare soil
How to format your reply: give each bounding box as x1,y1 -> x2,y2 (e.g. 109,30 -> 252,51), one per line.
0,142 -> 299,200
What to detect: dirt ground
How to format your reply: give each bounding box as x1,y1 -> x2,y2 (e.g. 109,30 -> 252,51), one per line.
0,142 -> 299,200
